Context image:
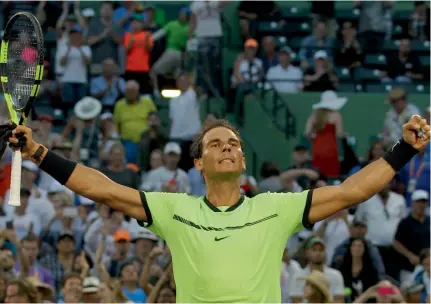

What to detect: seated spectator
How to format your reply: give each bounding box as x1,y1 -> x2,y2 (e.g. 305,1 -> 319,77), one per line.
409,1 -> 430,41
151,9 -> 190,96
286,145 -> 320,190
382,88 -> 422,148
303,51 -> 338,92
290,237 -> 345,303
280,247 -> 302,303
348,140 -> 386,176
4,278 -> 40,303
237,1 -> 280,39
353,280 -> 405,303
260,36 -> 279,73
381,37 -> 424,83
299,21 -> 335,70
87,1 -> 122,76
266,46 -> 303,93
56,25 -> 91,111
240,173 -> 259,197
393,190 -> 430,283
113,80 -> 157,164
411,249 -> 430,303
90,59 -> 126,113
82,276 -> 103,303
334,22 -> 363,70
336,238 -> 380,301
123,15 -> 154,94
296,270 -> 331,303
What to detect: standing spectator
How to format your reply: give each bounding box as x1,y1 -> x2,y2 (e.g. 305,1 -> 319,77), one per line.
290,237 -> 345,303
113,81 -> 157,164
123,15 -> 154,94
90,58 -> 126,113
266,46 -> 303,93
311,1 -> 336,38
113,1 -> 142,33
151,9 -> 190,96
409,1 -> 430,41
141,142 -> 190,194
382,88 -> 422,148
303,51 -> 338,92
260,36 -> 279,73
393,190 -> 430,282
286,145 -> 319,190
107,229 -> 133,277
87,1 -> 122,76
355,184 -> 407,280
355,1 -> 392,51
334,22 -> 363,70
143,5 -> 160,33
237,1 -> 280,39
381,37 -> 424,83
299,21 -> 335,70
189,0 -> 226,97
305,91 -> 346,177
258,161 -> 283,193
56,25 -> 92,110
336,238 -> 380,301
169,74 -> 201,171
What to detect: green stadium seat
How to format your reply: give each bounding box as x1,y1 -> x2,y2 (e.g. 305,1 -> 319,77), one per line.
257,21 -> 283,35
335,67 -> 352,81
337,83 -> 356,93
393,10 -> 411,22
411,40 -> 431,53
284,21 -> 311,37
354,68 -> 381,82
366,83 -> 393,93
282,6 -> 310,21
395,83 -> 430,94
364,54 -> 387,68
335,8 -> 360,21
420,56 -> 430,68
44,32 -> 57,44
275,36 -> 288,48
289,36 -> 304,50
382,40 -> 398,52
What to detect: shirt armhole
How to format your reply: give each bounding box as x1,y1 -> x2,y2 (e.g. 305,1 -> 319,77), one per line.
139,192 -> 153,227
301,190 -> 314,229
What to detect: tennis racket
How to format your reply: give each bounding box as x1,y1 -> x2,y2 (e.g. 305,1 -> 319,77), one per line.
0,12 -> 44,206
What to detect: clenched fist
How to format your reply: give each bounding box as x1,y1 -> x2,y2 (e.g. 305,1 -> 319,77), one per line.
403,115 -> 430,150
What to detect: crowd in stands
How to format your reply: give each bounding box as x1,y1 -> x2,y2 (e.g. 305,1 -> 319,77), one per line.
0,1 -> 429,303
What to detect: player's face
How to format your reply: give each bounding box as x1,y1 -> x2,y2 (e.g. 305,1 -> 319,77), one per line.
196,127 -> 245,178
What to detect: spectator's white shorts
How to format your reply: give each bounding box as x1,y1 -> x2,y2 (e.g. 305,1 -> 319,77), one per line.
152,50 -> 182,76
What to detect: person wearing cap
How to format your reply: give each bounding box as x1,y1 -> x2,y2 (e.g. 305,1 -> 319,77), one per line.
297,270 -> 332,303
303,50 -> 338,92
299,21 -> 335,70
107,229 -> 132,277
82,276 -> 102,303
290,236 -> 345,302
87,1 -> 122,73
150,8 -> 190,96
393,189 -> 430,282
27,276 -> 54,302
56,22 -> 92,106
141,142 -> 190,194
90,58 -> 126,112
382,88 -> 422,148
130,230 -> 159,265
113,1 -> 144,33
266,46 -> 303,93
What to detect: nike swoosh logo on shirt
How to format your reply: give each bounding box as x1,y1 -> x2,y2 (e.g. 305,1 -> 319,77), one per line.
214,236 -> 230,242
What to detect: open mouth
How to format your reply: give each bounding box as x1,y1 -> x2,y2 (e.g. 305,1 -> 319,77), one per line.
219,158 -> 234,164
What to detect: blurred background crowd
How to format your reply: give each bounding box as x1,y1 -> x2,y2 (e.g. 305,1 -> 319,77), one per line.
0,0 -> 429,303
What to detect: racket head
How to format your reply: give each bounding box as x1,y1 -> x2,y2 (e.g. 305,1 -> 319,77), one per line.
0,12 -> 44,125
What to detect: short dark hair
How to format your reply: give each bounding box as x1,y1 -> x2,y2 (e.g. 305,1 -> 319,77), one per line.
20,233 -> 40,245
260,161 -> 280,178
191,119 -> 243,159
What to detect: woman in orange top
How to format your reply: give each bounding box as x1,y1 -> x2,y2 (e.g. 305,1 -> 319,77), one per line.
123,14 -> 154,94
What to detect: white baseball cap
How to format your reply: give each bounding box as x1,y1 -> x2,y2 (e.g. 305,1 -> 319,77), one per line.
411,190 -> 429,201
314,50 -> 328,60
83,277 -> 100,293
164,142 -> 181,155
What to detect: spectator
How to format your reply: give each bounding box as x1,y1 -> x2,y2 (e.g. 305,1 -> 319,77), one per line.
137,113 -> 169,172
356,1 -> 393,51
393,190 -> 430,282
299,21 -> 335,70
258,161 -> 283,193
113,1 -> 143,33
119,261 -> 147,302
113,80 -> 157,164
353,280 -> 405,303
260,36 -> 279,73
290,237 -> 345,303
143,6 -> 160,33
141,142 -> 190,194
382,88 -> 422,148
129,230 -> 158,266
169,74 -> 201,171
337,238 -> 380,301
266,46 -> 303,93
381,37 -> 424,83
334,22 -> 363,70
189,0 -> 226,97
411,249 -> 430,303
311,1 -> 336,38
332,219 -> 386,278
150,8 -> 190,96
355,183 -> 407,280
348,140 -> 386,176
237,1 -> 280,39
303,51 -> 338,92
87,1 -> 122,76
37,61 -> 60,109
239,173 -> 259,197
123,14 -> 154,94
409,1 -> 430,41
82,276 -> 102,303
106,229 -> 133,278
90,58 -> 126,113
296,270 -> 331,303
280,247 -> 302,303
56,25 -> 92,109
305,91 -> 346,177
60,273 -> 83,303
314,210 -> 352,265
285,145 -> 320,190
98,113 -> 121,163
4,278 -> 39,303
26,276 -> 54,302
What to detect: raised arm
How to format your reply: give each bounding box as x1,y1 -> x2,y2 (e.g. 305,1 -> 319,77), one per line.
8,125 -> 148,222
308,115 -> 430,224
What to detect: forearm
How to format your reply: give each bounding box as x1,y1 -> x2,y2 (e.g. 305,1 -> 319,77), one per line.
393,240 -> 415,259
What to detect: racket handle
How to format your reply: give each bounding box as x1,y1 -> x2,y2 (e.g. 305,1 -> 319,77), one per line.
9,151 -> 22,206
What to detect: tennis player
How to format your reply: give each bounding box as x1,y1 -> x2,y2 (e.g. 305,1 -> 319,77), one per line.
4,115 -> 431,303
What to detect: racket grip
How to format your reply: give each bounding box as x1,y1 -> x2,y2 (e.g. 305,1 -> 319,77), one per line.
9,150 -> 22,206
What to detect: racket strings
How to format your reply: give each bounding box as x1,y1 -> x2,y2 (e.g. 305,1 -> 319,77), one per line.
6,15 -> 38,109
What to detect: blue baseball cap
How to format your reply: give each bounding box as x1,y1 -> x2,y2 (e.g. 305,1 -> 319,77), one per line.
180,7 -> 191,16
1,241 -> 17,258
70,25 -> 82,33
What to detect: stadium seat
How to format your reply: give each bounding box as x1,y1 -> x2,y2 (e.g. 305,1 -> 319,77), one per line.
275,36 -> 288,48
364,54 -> 387,69
337,83 -> 356,93
420,55 -> 430,68
335,67 -> 352,82
335,8 -> 360,22
411,40 -> 431,54
283,21 -> 311,37
366,83 -> 393,93
382,40 -> 399,52
44,32 -> 57,44
257,21 -> 283,35
282,6 -> 311,21
354,68 -> 381,83
288,36 -> 304,50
